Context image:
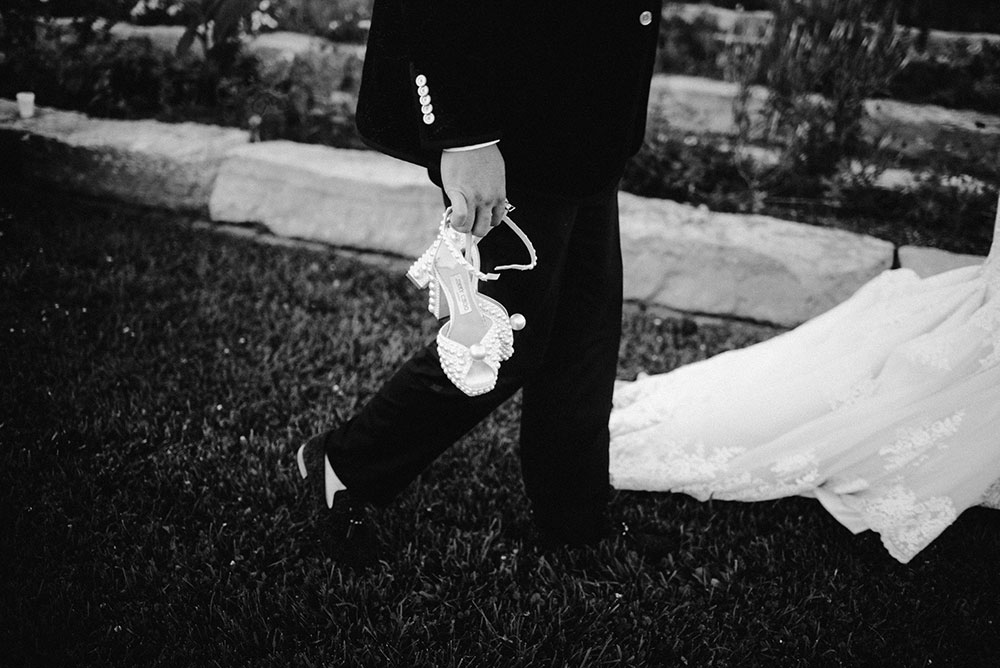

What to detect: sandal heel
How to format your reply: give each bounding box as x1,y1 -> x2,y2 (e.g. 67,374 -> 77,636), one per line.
428,279 -> 449,319
406,258 -> 432,289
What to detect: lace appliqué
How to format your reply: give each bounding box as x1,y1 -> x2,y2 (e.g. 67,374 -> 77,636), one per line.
903,336 -> 954,371
679,454 -> 821,502
862,485 -> 957,563
609,435 -> 746,492
878,409 -> 965,472
659,438 -> 746,481
754,453 -> 821,497
772,452 -> 819,479
828,375 -> 877,411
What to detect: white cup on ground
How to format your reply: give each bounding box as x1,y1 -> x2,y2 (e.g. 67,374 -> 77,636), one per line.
16,92 -> 36,119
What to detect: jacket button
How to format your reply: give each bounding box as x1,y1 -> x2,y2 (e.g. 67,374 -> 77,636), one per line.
415,74 -> 427,86
419,95 -> 432,105
423,113 -> 435,125
417,85 -> 429,96
421,104 -> 433,114
639,10 -> 652,25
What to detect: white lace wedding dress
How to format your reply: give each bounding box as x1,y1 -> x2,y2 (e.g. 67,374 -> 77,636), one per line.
610,200 -> 1000,563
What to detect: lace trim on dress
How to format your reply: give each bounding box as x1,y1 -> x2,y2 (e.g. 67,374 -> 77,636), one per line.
903,336 -> 955,371
862,485 -> 958,563
676,454 -> 822,502
878,409 -> 964,472
616,436 -> 746,485
828,375 -> 878,411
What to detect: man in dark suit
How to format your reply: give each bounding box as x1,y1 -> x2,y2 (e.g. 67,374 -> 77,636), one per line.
297,0 -> 663,558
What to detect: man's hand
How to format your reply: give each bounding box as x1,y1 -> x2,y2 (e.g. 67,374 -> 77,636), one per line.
441,144 -> 506,237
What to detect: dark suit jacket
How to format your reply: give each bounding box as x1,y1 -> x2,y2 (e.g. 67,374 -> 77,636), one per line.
355,0 -> 663,199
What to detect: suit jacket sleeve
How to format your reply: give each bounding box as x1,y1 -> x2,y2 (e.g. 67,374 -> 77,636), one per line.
397,0 -> 503,150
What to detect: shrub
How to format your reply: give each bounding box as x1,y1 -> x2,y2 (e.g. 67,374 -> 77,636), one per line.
0,16 -> 257,123
263,0 -> 371,42
0,13 -> 150,110
728,0 -> 909,203
656,15 -> 727,79
622,127 -> 755,212
0,10 -> 367,149
128,0 -> 372,42
888,39 -> 1000,114
695,0 -> 1000,33
246,46 -> 364,147
658,3 -> 1000,115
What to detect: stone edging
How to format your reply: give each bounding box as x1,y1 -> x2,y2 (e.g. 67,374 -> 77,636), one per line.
0,99 -> 985,327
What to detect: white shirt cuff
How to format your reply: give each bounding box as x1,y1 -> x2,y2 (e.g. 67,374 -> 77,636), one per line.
442,140 -> 500,152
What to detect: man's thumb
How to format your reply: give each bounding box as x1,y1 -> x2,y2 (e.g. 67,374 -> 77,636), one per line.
445,191 -> 470,231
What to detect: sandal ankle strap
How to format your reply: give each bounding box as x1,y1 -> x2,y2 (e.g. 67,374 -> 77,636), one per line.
441,206 -> 537,282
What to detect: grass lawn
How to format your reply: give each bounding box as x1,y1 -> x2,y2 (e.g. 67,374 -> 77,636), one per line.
1,185 -> 999,667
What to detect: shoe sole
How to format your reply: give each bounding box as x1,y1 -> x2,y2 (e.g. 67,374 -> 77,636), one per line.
296,440 -> 331,512
296,443 -> 308,479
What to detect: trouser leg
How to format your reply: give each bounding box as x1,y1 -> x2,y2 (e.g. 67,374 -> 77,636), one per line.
518,189 -> 623,544
324,187 -> 585,506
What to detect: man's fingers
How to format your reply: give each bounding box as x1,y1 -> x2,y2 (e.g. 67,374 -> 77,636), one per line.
471,205 -> 494,237
439,145 -> 507,235
446,190 -> 471,232
490,201 -> 507,228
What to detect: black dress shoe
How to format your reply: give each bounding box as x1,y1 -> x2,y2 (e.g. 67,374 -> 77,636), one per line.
296,434 -> 380,567
322,489 -> 379,567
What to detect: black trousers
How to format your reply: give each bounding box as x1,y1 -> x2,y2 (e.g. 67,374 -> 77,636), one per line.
323,181 -> 623,544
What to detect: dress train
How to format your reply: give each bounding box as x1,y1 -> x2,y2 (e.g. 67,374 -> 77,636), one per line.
610,198 -> 1000,563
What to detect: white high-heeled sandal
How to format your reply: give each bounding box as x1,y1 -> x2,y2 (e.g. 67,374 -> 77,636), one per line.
406,208 -> 536,396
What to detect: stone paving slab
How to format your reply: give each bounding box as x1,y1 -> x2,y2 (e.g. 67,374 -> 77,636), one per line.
0,100 -> 246,211
208,139 -> 897,325
107,23 -> 186,53
619,194 -> 894,326
209,141 -> 444,257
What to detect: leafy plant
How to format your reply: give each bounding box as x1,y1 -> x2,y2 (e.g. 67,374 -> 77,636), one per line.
262,0 -> 371,42
655,14 -> 727,78
888,39 -> 1000,114
170,0 -> 258,60
727,0 -> 909,210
